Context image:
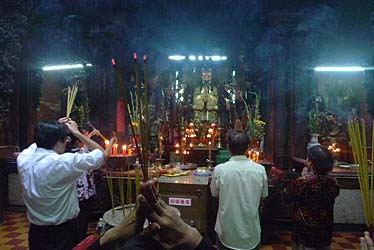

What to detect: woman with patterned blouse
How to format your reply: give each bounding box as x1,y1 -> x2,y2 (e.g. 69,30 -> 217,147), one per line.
284,146 -> 340,250
76,128 -> 111,242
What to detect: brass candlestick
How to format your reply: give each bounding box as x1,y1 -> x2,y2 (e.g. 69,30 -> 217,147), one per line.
216,118 -> 223,149
207,140 -> 214,170
158,134 -> 164,159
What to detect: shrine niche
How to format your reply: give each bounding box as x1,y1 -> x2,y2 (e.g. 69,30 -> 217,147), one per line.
303,72 -> 372,163
148,58 -> 269,167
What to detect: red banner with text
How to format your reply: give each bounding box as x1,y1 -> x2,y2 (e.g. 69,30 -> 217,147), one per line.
116,100 -> 125,133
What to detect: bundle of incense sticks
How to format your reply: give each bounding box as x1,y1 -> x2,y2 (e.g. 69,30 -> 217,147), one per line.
66,82 -> 79,117
111,58 -> 146,180
348,119 -> 374,228
133,53 -> 147,176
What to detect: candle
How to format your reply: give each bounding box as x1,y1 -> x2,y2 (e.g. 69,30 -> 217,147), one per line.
122,145 -> 127,156
113,143 -> 118,155
105,140 -> 109,150
176,149 -> 180,154
250,150 -> 260,162
207,134 -> 212,138
208,128 -> 214,134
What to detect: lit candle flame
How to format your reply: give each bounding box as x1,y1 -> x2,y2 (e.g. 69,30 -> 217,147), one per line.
328,143 -> 341,153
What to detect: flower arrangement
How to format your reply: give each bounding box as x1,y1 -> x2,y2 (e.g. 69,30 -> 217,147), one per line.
240,91 -> 266,140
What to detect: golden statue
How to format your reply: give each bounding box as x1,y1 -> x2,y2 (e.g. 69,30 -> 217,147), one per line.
193,68 -> 218,122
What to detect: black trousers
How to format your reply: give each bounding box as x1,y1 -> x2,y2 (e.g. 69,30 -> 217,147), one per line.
76,198 -> 94,242
28,217 -> 80,250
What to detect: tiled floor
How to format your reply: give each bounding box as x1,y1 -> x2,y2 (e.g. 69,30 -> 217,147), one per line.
0,211 -> 97,250
0,211 -> 362,249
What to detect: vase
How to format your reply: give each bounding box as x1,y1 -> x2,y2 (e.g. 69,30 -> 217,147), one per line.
307,133 -> 320,150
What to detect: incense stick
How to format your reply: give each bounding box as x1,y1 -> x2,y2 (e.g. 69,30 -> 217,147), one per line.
106,172 -> 115,215
135,167 -> 140,198
143,55 -> 149,176
126,164 -> 132,205
118,168 -> 125,217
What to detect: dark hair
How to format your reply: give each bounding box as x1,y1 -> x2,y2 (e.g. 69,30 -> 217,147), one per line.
227,131 -> 249,155
307,146 -> 333,175
34,121 -> 70,149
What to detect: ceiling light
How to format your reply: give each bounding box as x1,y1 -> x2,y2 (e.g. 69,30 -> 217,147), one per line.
42,64 -> 85,71
314,66 -> 364,72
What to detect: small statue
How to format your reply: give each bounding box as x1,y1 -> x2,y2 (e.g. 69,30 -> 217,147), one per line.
319,112 -> 345,145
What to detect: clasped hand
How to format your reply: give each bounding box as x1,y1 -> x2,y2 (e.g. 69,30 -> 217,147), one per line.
100,178 -> 202,250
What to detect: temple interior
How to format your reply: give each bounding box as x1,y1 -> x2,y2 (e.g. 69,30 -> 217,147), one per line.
0,0 -> 374,249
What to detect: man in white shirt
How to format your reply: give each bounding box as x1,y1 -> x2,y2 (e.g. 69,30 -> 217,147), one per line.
210,131 -> 268,250
17,117 -> 113,250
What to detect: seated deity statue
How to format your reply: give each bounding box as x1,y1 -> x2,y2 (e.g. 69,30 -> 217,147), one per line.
192,68 -> 218,122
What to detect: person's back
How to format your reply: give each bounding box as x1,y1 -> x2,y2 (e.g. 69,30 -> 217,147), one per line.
17,123 -> 104,225
284,146 -> 339,250
17,145 -> 93,224
17,119 -> 109,250
210,131 -> 268,250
